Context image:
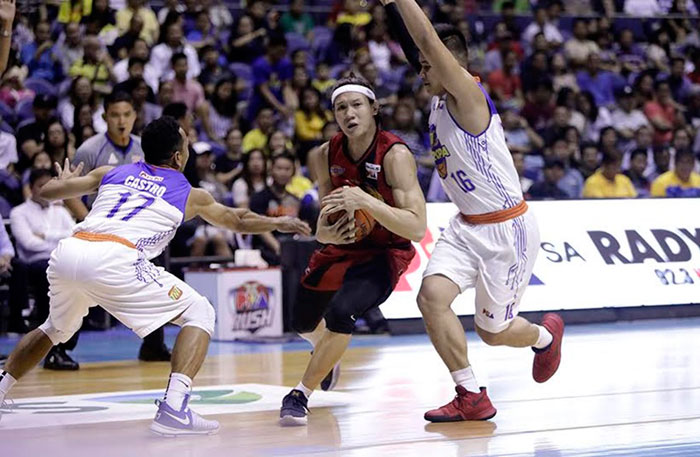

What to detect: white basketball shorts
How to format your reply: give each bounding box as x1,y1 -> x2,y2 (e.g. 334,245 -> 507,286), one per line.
423,210 -> 540,333
39,237 -> 211,344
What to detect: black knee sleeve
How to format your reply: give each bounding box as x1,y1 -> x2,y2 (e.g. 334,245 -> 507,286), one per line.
323,303 -> 355,334
292,287 -> 335,334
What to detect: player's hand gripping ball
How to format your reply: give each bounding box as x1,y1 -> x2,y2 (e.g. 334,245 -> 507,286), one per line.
324,186 -> 376,241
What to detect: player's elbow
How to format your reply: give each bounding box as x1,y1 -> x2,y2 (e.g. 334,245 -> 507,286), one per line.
407,222 -> 427,242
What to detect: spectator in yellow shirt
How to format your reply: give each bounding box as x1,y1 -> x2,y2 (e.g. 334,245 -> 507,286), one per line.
583,152 -> 637,198
336,0 -> 372,26
650,150 -> 700,197
69,35 -> 116,92
116,0 -> 159,46
295,87 -> 332,162
243,107 -> 276,153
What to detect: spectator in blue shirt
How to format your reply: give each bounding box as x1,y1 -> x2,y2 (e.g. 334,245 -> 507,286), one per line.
20,20 -> 64,83
248,33 -> 295,120
576,53 -> 620,108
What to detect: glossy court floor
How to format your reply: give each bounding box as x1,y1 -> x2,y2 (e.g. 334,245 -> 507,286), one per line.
1,317 -> 699,457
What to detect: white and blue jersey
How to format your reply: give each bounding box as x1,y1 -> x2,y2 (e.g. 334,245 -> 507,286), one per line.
75,162 -> 191,260
428,83 -> 523,215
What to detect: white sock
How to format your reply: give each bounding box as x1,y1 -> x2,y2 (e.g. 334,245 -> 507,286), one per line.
164,373 -> 192,410
450,366 -> 480,393
295,382 -> 313,399
533,325 -> 553,349
0,371 -> 17,399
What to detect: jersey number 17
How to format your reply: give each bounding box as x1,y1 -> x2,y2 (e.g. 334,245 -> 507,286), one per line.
107,192 -> 155,221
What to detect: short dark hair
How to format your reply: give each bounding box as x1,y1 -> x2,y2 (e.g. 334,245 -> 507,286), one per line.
271,151 -> 296,165
268,33 -> 288,49
162,102 -> 188,120
104,91 -> 134,110
630,148 -> 648,161
128,56 -> 147,68
601,151 -> 622,165
171,52 -> 187,66
581,141 -> 598,151
141,116 -> 182,166
675,149 -> 694,163
30,168 -> 53,188
434,24 -> 468,62
654,79 -> 670,91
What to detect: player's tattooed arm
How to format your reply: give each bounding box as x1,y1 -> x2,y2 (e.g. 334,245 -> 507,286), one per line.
39,159 -> 112,201
186,188 -> 311,235
321,144 -> 426,242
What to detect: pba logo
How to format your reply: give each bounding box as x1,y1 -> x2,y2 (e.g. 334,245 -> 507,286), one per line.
330,165 -> 345,176
229,281 -> 275,332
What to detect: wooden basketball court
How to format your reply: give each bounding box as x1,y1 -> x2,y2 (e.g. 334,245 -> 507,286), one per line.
2,317 -> 700,456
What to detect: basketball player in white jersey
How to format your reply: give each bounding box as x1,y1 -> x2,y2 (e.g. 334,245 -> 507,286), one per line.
384,0 -> 564,421
0,117 -> 310,435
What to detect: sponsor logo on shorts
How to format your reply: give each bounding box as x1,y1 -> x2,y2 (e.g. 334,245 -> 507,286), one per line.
482,308 -> 494,319
330,165 -> 345,176
229,281 -> 274,332
168,286 -> 183,300
365,163 -> 381,180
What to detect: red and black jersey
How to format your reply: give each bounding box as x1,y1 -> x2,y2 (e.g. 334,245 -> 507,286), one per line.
327,129 -> 411,250
301,129 -> 416,292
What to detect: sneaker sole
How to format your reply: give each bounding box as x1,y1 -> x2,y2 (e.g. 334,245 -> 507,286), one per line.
279,415 -> 308,426
424,407 -> 497,423
149,421 -> 220,437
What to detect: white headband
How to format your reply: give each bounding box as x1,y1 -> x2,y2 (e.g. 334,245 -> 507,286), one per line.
331,84 -> 376,105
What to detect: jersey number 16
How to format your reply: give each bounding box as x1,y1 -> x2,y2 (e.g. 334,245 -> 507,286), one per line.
450,170 -> 476,193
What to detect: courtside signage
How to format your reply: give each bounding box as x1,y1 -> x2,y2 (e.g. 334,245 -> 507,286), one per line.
381,199 -> 700,319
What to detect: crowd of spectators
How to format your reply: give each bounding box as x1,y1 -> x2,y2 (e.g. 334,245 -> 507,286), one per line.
0,0 -> 699,272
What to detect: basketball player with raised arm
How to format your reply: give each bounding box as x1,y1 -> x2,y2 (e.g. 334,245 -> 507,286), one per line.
278,75 -> 426,426
0,117 -> 310,435
382,0 -> 564,421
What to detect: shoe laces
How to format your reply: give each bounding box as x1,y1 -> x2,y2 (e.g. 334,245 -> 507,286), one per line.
285,392 -> 309,413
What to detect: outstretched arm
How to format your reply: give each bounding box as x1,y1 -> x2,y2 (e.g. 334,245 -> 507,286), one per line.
321,144 -> 426,242
383,0 -> 420,73
389,0 -> 489,132
39,160 -> 112,201
186,187 -> 311,235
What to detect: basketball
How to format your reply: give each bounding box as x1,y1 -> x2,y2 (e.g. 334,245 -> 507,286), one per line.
327,208 -> 376,241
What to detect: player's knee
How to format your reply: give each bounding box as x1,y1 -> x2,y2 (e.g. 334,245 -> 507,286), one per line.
417,286 -> 446,317
180,298 -> 216,336
324,306 -> 354,335
475,324 -> 505,346
291,312 -> 319,335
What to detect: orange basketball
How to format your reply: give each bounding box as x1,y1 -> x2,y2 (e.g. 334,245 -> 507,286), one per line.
327,208 -> 376,241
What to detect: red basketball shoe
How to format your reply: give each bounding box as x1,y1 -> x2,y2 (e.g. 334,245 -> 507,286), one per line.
424,386 -> 497,422
532,313 -> 565,383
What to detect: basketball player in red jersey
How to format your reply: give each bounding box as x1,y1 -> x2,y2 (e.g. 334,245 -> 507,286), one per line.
279,75 -> 427,426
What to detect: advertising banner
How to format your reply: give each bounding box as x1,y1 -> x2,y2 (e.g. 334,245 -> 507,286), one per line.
185,268 -> 283,340
380,199 -> 700,320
